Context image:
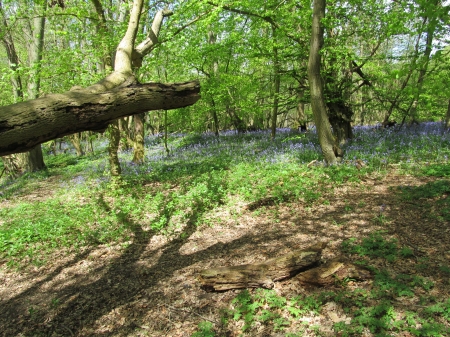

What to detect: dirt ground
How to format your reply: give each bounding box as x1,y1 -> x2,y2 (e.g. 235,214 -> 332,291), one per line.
0,171 -> 449,336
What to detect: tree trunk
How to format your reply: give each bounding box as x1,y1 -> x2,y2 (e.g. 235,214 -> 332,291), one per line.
84,132 -> 94,153
17,2 -> 47,173
118,117 -> 133,150
327,99 -> 353,144
1,2 -> 24,177
408,5 -> 437,122
18,146 -> 46,173
69,133 -> 85,156
108,120 -> 121,176
1,2 -> 47,175
0,2 -> 23,101
208,31 -> 220,137
307,0 -> 339,164
271,27 -> 281,140
129,7 -> 173,162
132,113 -> 145,163
163,110 -> 170,155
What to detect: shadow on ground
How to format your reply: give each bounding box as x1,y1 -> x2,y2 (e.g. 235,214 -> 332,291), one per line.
0,173 -> 449,336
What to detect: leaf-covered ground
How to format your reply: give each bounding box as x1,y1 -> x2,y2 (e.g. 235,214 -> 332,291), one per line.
1,170 -> 449,336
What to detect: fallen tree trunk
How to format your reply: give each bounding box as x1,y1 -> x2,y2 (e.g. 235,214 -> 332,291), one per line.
295,260 -> 372,287
0,80 -> 200,156
198,243 -> 326,291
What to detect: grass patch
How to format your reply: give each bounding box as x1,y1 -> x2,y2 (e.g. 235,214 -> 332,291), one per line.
342,231 -> 414,262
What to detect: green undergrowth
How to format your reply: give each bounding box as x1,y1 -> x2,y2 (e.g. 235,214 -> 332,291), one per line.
1,127 -> 449,268
0,132 -> 369,267
342,231 -> 414,262
192,233 -> 450,337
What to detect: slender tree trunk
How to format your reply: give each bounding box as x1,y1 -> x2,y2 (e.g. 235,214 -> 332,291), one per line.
14,3 -> 47,173
0,2 -> 25,177
118,117 -> 133,150
271,27 -> 281,139
408,8 -> 437,122
208,31 -> 220,136
132,113 -> 145,163
69,133 -> 84,156
164,110 -> 170,155
308,0 -> 339,164
130,6 -> 173,163
108,120 -> 121,176
0,2 -> 22,101
84,132 -> 94,153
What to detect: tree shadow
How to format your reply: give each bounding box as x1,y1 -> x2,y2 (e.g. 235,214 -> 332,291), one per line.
0,188 -> 294,336
2,174 -> 449,336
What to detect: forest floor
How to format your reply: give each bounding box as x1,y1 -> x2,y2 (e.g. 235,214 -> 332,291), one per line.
0,170 -> 449,336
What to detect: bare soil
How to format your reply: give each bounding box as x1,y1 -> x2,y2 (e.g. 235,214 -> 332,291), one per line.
1,171 -> 449,336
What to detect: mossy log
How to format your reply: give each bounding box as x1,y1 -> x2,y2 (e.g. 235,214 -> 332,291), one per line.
198,243 -> 326,291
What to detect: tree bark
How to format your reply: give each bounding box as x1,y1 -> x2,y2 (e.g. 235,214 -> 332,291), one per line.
198,243 -> 325,291
69,133 -> 84,157
308,0 -> 339,164
17,2 -> 47,173
208,30 -> 220,136
1,2 -> 47,175
130,8 -> 174,162
108,120 -> 121,176
407,3 -> 438,122
271,27 -> 281,140
0,2 -> 23,101
132,113 -> 145,163
0,80 -> 200,156
295,260 -> 372,286
327,99 -> 353,144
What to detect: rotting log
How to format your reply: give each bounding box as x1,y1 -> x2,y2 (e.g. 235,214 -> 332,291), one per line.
295,260 -> 372,287
198,242 -> 326,291
0,80 -> 200,156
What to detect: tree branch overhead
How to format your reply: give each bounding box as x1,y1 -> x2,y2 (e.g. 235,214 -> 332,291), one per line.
0,80 -> 200,156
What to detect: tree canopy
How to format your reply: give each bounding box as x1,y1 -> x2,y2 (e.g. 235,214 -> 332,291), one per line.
0,0 -> 449,162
